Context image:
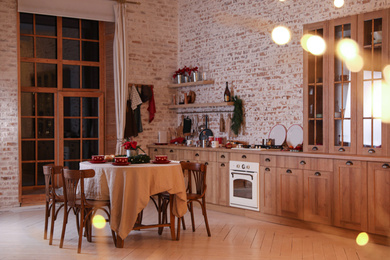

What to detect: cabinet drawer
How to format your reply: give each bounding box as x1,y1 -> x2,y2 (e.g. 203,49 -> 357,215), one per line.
260,155 -> 277,167
308,158 -> 333,171
277,156 -> 310,169
230,152 -> 259,162
184,150 -> 216,162
217,152 -> 230,162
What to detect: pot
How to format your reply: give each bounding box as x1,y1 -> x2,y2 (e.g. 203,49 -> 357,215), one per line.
199,115 -> 213,141
266,138 -> 275,146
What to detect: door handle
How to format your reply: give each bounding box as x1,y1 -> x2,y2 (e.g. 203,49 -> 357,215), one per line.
346,161 -> 353,166
265,158 -> 271,162
368,149 -> 375,154
265,167 -> 270,172
242,155 -> 247,159
338,147 -> 345,152
286,169 -> 292,173
382,163 -> 390,169
154,149 -> 157,152
195,153 -> 199,157
314,172 -> 321,176
300,160 -> 306,165
221,155 -> 225,159
312,146 -> 318,151
170,149 -> 174,153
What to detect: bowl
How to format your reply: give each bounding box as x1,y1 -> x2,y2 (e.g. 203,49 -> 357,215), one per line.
114,157 -> 128,164
92,155 -> 105,161
155,155 -> 168,162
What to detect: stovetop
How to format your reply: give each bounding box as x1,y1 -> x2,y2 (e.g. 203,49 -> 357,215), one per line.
232,145 -> 283,150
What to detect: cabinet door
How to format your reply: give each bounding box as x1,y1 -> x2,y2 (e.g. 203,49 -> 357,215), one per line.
357,10 -> 389,156
164,148 -> 177,160
329,16 -> 358,154
368,162 -> 390,236
217,161 -> 229,206
303,170 -> 332,225
230,152 -> 259,162
205,161 -> 218,204
260,166 -> 277,215
333,160 -> 367,231
303,21 -> 329,153
276,168 -> 304,219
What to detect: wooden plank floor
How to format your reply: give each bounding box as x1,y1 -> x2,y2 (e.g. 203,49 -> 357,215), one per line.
0,202 -> 389,260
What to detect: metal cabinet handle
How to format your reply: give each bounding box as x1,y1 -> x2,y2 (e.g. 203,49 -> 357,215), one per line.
286,169 -> 292,173
195,153 -> 199,157
154,149 -> 157,152
368,149 -> 375,154
170,149 -> 174,153
242,155 -> 247,159
265,167 -> 270,172
314,172 -> 321,176
338,147 -> 345,152
205,162 -> 208,165
265,158 -> 271,162
221,154 -> 225,159
312,146 -> 318,151
346,161 -> 353,166
300,160 -> 306,165
382,163 -> 390,169
221,163 -> 225,167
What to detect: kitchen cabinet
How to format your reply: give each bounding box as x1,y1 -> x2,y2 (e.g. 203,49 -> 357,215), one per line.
260,155 -> 277,215
230,152 -> 259,162
333,159 -> 367,231
368,161 -> 390,236
149,146 -> 178,161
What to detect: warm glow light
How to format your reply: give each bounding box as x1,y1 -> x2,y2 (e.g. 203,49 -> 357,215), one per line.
334,0 -> 344,8
272,26 -> 291,45
345,54 -> 364,72
307,35 -> 326,55
356,232 -> 369,246
92,214 -> 106,229
383,82 -> 390,123
383,65 -> 390,84
301,34 -> 313,52
336,38 -> 359,61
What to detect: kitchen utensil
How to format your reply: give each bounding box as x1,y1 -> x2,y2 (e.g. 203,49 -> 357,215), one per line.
220,114 -> 225,132
266,139 -> 275,146
199,115 -> 213,140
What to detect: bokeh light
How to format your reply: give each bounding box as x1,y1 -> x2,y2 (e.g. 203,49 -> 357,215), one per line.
92,214 -> 106,229
272,26 -> 291,45
301,34 -> 313,52
336,38 -> 359,61
334,0 -> 345,8
356,232 -> 369,246
382,82 -> 390,123
383,65 -> 390,84
307,35 -> 326,55
345,54 -> 364,72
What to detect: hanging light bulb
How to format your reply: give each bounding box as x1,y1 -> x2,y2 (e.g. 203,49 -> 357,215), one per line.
334,0 -> 344,8
307,35 -> 326,55
336,38 -> 359,61
300,34 -> 313,52
272,26 -> 291,45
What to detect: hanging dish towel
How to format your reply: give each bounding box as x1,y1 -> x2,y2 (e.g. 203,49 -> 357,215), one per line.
131,85 -> 142,110
147,85 -> 156,123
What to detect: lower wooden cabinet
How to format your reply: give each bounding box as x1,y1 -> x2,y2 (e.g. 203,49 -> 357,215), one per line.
205,161 -> 218,205
260,166 -> 277,215
217,162 -> 229,206
333,160 -> 367,231
368,162 -> 390,236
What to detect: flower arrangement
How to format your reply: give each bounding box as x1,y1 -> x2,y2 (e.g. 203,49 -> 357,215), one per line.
122,138 -> 146,154
173,66 -> 198,79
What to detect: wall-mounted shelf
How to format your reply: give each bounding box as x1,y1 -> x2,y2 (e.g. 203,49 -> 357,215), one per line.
168,80 -> 214,88
168,102 -> 234,110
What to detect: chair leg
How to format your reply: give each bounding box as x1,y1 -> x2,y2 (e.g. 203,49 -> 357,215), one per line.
181,215 -> 186,230
176,217 -> 181,240
59,206 -> 69,248
158,195 -> 163,235
49,202 -> 56,245
78,209 -> 84,254
44,201 -> 49,239
201,198 -> 211,237
189,201 -> 195,232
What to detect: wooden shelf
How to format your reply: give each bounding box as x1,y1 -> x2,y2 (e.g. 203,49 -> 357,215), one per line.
168,102 -> 234,110
168,80 -> 214,88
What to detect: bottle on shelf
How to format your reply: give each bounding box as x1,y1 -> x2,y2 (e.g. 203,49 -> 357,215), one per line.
224,82 -> 231,102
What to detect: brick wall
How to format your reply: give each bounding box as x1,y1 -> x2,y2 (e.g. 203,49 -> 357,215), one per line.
177,0 -> 390,144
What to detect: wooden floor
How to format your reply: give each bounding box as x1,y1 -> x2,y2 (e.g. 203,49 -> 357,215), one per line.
0,202 -> 389,260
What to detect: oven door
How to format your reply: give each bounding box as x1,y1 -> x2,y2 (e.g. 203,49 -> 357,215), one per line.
229,170 -> 259,211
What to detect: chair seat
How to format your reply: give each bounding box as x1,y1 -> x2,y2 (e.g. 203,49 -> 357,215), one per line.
186,193 -> 201,200
85,199 -> 110,207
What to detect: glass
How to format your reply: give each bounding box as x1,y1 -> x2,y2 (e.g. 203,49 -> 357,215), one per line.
315,120 -> 323,145
233,179 -> 252,199
372,80 -> 382,117
363,81 -> 372,118
64,97 -> 80,116
20,13 -> 33,35
82,41 -> 99,62
37,93 -> 54,116
363,70 -> 372,80
64,161 -> 80,170
308,86 -> 314,118
343,119 -> 351,146
82,140 -> 98,160
35,14 -> 56,36
62,18 -> 79,38
63,65 -> 80,89
36,37 -> 57,59
315,85 -> 323,116
308,120 -> 314,145
343,83 -> 351,118
21,62 -> 35,87
64,140 -> 80,160
82,97 -> 99,117
20,36 -> 34,58
308,53 -> 315,83
82,119 -> 99,138
363,119 -> 372,147
38,141 -> 54,160
21,92 -> 35,116
82,66 -> 99,89
373,119 -> 382,148
82,20 -> 99,40
37,162 -> 47,185
36,63 -> 57,88
63,40 -> 80,60
22,163 -> 35,186
21,118 -> 35,138
334,119 -> 342,146
37,118 -> 54,138
22,141 -> 35,161
64,119 -> 80,138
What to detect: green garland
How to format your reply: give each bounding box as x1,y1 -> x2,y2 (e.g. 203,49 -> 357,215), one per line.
231,96 -> 243,135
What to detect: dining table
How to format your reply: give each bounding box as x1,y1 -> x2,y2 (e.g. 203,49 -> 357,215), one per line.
79,161 -> 187,248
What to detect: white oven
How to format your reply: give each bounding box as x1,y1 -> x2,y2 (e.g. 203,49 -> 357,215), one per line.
229,161 -> 259,211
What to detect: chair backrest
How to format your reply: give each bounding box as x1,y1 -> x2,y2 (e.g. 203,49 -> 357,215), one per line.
180,161 -> 207,197
63,169 -> 95,208
43,164 -> 67,202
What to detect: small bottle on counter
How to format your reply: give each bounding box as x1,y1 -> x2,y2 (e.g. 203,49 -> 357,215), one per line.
224,82 -> 231,102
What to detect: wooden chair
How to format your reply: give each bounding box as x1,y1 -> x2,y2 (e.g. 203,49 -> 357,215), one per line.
43,164 -> 67,245
60,169 -> 116,253
159,161 -> 211,239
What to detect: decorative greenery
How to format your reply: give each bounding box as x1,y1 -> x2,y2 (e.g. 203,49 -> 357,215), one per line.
173,66 -> 198,79
128,154 -> 151,164
231,96 -> 243,136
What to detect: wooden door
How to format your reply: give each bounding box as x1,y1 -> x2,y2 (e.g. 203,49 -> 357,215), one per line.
303,170 -> 332,225
260,166 -> 277,215
367,162 -> 390,235
333,159 -> 367,231
205,161 -> 218,204
276,167 -> 304,220
217,161 -> 229,206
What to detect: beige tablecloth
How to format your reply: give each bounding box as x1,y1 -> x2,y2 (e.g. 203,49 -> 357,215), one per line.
79,161 -> 187,240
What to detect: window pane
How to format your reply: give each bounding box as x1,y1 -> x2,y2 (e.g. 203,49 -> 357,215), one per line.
22,163 -> 35,186
64,140 -> 80,160
82,41 -> 99,61
343,83 -> 351,118
64,161 -> 80,170
20,13 -> 33,35
64,97 -> 80,116
363,119 -> 372,147
343,119 -> 351,146
363,81 -> 372,118
82,20 -> 99,40
315,120 -> 323,145
36,63 -> 57,88
83,119 -> 98,138
38,141 -> 54,160
373,119 -> 382,148
63,17 -> 79,38
373,80 -> 382,117
63,40 -> 80,60
22,141 -> 35,161
20,36 -> 34,58
82,97 -> 98,117
37,93 -> 54,116
36,37 -> 57,59
38,118 -> 54,138
21,62 -> 35,87
63,65 -> 80,89
334,119 -> 342,146
37,162 -> 48,185
82,66 -> 99,89
21,118 -> 35,138
35,14 -> 56,36
308,120 -> 314,145
64,119 -> 80,138
82,140 -> 98,160
21,92 -> 35,116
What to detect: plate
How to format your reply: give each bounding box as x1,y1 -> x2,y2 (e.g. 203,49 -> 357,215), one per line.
268,124 -> 287,146
112,162 -> 130,166
154,143 -> 168,145
152,160 -> 171,164
286,124 -> 303,148
89,160 -> 106,164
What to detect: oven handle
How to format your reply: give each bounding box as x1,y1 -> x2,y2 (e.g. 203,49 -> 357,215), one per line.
230,172 -> 254,180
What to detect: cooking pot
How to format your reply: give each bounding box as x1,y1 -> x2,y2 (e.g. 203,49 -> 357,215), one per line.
199,115 -> 213,141
266,138 -> 275,146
